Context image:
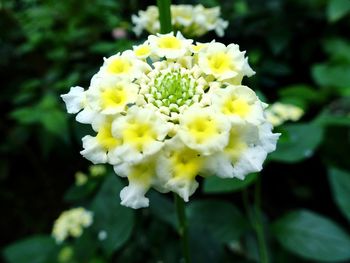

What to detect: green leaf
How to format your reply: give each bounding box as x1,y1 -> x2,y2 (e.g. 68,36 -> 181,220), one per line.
72,231 -> 98,262
312,64 -> 350,92
90,175 -> 134,256
10,94 -> 69,142
187,200 -> 249,243
40,109 -> 69,141
323,38 -> 350,63
3,235 -> 57,263
148,191 -> 177,228
64,180 -> 98,202
10,107 -> 41,124
328,167 -> 350,222
314,111 -> 350,127
269,123 -> 324,163
272,210 -> 350,261
327,0 -> 350,22
189,224 -> 224,263
203,173 -> 258,194
278,84 -> 324,109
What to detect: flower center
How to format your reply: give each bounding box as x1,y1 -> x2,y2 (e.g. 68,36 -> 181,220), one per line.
96,123 -> 120,150
208,52 -> 231,73
101,89 -> 126,109
150,70 -> 199,111
158,36 -> 181,49
107,58 -> 131,74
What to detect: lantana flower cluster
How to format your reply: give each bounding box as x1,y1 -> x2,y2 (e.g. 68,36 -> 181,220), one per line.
132,5 -> 228,37
52,207 -> 93,243
62,32 -> 279,209
266,102 -> 304,126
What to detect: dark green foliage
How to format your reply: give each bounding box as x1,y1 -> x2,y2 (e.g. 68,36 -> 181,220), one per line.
2,0 -> 350,262
3,235 -> 57,263
90,175 -> 135,256
203,173 -> 257,193
272,210 -> 350,261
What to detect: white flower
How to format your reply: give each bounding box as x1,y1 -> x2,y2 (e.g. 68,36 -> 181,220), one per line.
115,157 -> 162,209
210,85 -> 265,125
178,105 -> 231,155
203,122 -> 279,179
157,138 -> 203,201
131,6 -> 159,36
61,86 -> 85,114
172,5 -> 193,27
132,4 -> 228,38
214,19 -> 229,37
198,42 -> 255,82
80,119 -> 121,165
100,51 -> 151,79
87,76 -> 139,115
133,43 -> 152,59
52,207 -> 93,243
111,106 -> 170,163
148,32 -> 192,59
61,86 -> 98,125
61,32 -> 279,208
266,102 -> 304,126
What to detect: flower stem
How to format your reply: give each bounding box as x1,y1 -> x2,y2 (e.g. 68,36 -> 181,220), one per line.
242,178 -> 269,263
174,194 -> 191,263
157,0 -> 172,34
254,177 -> 269,263
156,1 -> 189,261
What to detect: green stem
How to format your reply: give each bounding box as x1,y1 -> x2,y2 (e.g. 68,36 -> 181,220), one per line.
157,1 -> 188,261
157,0 -> 172,33
242,181 -> 269,263
174,194 -> 191,263
253,176 -> 269,263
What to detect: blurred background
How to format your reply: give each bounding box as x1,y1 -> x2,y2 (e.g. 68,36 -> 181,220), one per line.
1,0 -> 350,262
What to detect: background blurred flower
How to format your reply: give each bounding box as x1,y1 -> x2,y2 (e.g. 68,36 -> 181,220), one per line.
52,207 -> 93,243
266,102 -> 304,126
132,5 -> 228,37
112,27 -> 128,39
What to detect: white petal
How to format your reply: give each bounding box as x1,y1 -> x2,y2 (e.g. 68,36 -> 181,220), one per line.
259,122 -> 280,153
165,177 -> 199,202
232,146 -> 267,178
202,153 -> 234,178
61,86 -> 85,114
76,108 -> 98,124
120,183 -> 149,209
80,136 -> 107,164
